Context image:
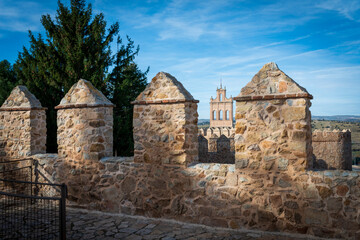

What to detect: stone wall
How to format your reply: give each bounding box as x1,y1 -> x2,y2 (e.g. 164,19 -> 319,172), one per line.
0,86 -> 46,159
1,69 -> 359,239
233,63 -> 313,172
55,79 -> 114,164
313,130 -> 352,170
132,72 -> 199,166
35,155 -> 360,239
198,127 -> 235,163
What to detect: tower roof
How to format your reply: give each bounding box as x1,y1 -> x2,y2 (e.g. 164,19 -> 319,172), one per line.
1,85 -> 43,109
133,72 -> 198,103
235,62 -> 312,100
56,79 -> 114,109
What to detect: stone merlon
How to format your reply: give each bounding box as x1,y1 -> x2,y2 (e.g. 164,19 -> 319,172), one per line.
0,85 -> 46,110
55,79 -> 114,109
234,62 -> 313,101
131,72 -> 199,105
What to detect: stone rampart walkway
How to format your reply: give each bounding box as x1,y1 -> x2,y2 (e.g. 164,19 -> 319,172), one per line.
66,208 -> 335,240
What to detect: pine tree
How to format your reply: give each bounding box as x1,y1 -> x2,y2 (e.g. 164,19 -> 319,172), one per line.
0,60 -> 18,105
15,0 -> 148,154
109,37 -> 148,155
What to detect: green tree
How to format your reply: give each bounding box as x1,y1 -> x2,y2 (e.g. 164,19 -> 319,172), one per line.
109,37 -> 148,155
15,0 -> 148,154
0,60 -> 18,105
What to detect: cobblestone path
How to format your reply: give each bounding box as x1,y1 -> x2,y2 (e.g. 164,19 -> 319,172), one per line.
66,208 -> 332,240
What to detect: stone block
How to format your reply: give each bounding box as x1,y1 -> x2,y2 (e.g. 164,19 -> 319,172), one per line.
56,79 -> 114,162
0,86 -> 46,159
235,158 -> 248,169
132,72 -> 198,166
281,107 -> 306,122
304,208 -> 328,225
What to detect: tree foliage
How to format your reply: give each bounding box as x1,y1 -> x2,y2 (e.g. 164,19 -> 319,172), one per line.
14,0 -> 148,155
0,60 -> 18,105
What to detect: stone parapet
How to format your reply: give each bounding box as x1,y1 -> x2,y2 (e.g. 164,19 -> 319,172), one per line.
312,129 -> 351,142
36,154 -> 360,239
198,127 -> 235,163
133,72 -> 199,166
0,86 -> 46,159
313,130 -> 352,170
56,79 -> 113,163
234,63 -> 313,172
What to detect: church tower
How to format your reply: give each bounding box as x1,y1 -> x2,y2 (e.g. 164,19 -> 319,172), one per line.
210,84 -> 233,127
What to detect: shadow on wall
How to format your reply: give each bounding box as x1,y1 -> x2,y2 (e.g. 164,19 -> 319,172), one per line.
313,158 -> 331,170
198,135 -> 235,164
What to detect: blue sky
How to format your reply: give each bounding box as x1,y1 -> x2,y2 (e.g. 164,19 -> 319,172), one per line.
0,0 -> 359,119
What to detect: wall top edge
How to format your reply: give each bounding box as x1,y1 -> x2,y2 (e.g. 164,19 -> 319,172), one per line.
0,107 -> 48,111
233,93 -> 313,101
55,103 -> 115,110
131,99 -> 200,105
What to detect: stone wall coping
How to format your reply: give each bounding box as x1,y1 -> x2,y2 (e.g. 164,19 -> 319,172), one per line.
312,130 -> 351,142
233,93 -> 313,101
188,162 -> 359,178
309,169 -> 359,178
188,162 -> 236,172
0,107 -> 47,111
131,99 -> 199,105
100,156 -> 134,163
55,103 -> 115,110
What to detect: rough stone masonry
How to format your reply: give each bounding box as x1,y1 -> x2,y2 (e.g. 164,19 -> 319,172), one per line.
56,79 -> 114,163
1,65 -> 359,239
233,62 -> 313,172
132,72 -> 199,166
0,86 -> 46,159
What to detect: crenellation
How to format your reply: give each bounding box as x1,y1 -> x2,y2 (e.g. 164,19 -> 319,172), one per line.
0,65 -> 358,239
56,79 -> 114,164
313,130 -> 352,170
233,63 -> 313,172
0,86 -> 46,159
132,72 -> 199,166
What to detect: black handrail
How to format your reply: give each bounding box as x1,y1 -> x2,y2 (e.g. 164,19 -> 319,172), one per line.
0,158 -> 67,240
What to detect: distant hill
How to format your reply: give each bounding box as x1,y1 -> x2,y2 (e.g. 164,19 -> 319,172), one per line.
199,115 -> 360,124
198,119 -> 210,125
312,115 -> 360,122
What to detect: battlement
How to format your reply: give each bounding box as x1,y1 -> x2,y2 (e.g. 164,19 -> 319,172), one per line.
312,129 -> 351,142
312,130 -> 352,170
198,127 -> 235,164
198,127 -> 235,138
0,64 -> 358,239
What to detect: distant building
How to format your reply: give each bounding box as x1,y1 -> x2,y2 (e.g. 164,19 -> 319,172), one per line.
210,84 -> 233,127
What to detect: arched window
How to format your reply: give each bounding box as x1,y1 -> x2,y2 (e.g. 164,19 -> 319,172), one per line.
226,110 -> 229,120
213,110 -> 216,120
219,94 -> 222,101
219,110 -> 223,120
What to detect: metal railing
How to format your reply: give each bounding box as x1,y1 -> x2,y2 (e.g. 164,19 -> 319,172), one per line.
0,158 -> 67,240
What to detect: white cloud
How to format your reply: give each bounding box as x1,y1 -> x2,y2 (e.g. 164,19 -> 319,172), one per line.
0,1 -> 53,32
91,0 -> 360,117
317,0 -> 360,21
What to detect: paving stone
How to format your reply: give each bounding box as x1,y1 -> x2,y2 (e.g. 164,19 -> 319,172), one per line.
125,234 -> 143,240
66,208 -> 329,240
136,228 -> 153,235
114,232 -> 130,238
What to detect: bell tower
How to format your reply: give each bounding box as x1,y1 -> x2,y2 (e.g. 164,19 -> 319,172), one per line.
210,83 -> 233,127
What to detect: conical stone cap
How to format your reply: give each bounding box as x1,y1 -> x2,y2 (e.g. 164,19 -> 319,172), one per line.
234,62 -> 312,101
55,79 -> 114,109
1,85 -> 44,109
132,72 -> 198,104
